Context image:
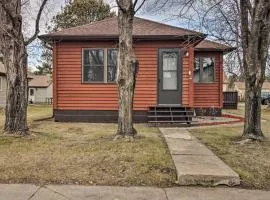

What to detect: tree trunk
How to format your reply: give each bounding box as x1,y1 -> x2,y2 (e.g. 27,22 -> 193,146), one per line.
116,0 -> 137,139
0,1 -> 29,135
243,80 -> 264,140
240,0 -> 270,141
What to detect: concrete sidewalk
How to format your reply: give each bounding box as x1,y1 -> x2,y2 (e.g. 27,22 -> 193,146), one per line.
0,184 -> 269,200
159,128 -> 240,186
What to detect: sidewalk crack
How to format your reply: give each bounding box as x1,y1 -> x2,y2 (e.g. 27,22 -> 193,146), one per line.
43,186 -> 76,200
162,188 -> 169,200
27,185 -> 44,200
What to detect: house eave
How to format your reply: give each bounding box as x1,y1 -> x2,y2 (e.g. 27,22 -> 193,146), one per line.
195,47 -> 236,53
39,34 -> 207,44
28,86 -> 49,88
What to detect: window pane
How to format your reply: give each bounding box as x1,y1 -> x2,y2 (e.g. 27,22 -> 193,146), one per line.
107,49 -> 118,82
107,65 -> 117,82
83,49 -> 104,82
163,71 -> 177,90
163,52 -> 177,70
194,57 -> 200,83
84,49 -> 104,65
108,49 -> 117,66
30,89 -> 34,96
84,65 -> 104,82
202,57 -> 215,82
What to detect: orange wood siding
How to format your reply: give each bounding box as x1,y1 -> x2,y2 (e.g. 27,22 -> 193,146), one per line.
54,41 -> 192,111
193,52 -> 223,108
53,43 -> 58,109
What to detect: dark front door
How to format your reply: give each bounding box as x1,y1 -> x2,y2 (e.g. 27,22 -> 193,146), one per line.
158,49 -> 182,105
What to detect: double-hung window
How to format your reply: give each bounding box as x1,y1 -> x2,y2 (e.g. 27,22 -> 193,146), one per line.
194,57 -> 215,83
83,48 -> 118,83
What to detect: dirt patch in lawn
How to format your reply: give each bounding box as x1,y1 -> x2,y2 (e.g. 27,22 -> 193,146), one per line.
0,107 -> 176,186
190,106 -> 270,190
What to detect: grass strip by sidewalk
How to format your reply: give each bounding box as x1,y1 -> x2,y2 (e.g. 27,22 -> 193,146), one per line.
190,106 -> 270,190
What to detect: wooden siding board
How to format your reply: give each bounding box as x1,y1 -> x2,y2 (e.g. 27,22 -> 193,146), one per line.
53,43 -> 58,109
193,52 -> 223,108
54,41 -> 222,111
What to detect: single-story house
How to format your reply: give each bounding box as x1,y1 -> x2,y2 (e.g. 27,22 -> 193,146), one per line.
0,62 -> 7,107
40,17 -> 234,122
234,81 -> 270,101
0,62 -> 37,107
28,75 -> 53,104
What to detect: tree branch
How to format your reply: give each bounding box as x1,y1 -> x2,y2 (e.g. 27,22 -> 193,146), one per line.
25,0 -> 49,46
240,0 -> 249,56
0,1 -> 19,25
115,0 -> 126,12
21,0 -> 30,7
134,0 -> 139,8
135,0 -> 147,13
246,0 -> 253,17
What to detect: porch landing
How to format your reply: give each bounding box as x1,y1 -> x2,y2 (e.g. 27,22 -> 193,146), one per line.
159,128 -> 240,186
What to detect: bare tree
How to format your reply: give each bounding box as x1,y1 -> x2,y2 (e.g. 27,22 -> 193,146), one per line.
146,0 -> 244,78
115,0 -> 146,140
0,0 -> 48,135
147,0 -> 270,141
240,0 -> 270,140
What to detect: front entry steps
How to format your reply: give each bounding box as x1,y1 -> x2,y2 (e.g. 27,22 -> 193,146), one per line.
148,105 -> 194,126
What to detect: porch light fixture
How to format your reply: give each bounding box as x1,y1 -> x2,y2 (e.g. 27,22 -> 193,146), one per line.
185,51 -> 189,57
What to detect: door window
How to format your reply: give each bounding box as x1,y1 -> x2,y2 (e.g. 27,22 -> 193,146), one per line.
162,52 -> 178,90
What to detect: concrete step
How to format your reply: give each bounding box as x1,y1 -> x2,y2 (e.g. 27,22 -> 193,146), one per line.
159,128 -> 240,186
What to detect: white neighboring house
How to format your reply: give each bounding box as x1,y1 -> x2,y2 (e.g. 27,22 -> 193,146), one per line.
28,75 -> 53,104
0,62 -> 7,107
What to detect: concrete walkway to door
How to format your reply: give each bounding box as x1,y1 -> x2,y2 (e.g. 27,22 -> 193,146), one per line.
159,128 -> 240,186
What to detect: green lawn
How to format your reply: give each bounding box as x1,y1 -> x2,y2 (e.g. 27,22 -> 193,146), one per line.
0,105 -> 176,186
190,105 -> 270,190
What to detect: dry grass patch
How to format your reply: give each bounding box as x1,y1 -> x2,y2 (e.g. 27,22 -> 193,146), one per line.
190,106 -> 270,190
0,105 -> 176,186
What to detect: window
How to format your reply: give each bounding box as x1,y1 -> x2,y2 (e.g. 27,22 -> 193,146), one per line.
194,57 -> 215,83
83,49 -> 104,82
107,49 -> 118,82
162,52 -> 178,90
29,88 -> 34,96
83,48 -> 118,83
